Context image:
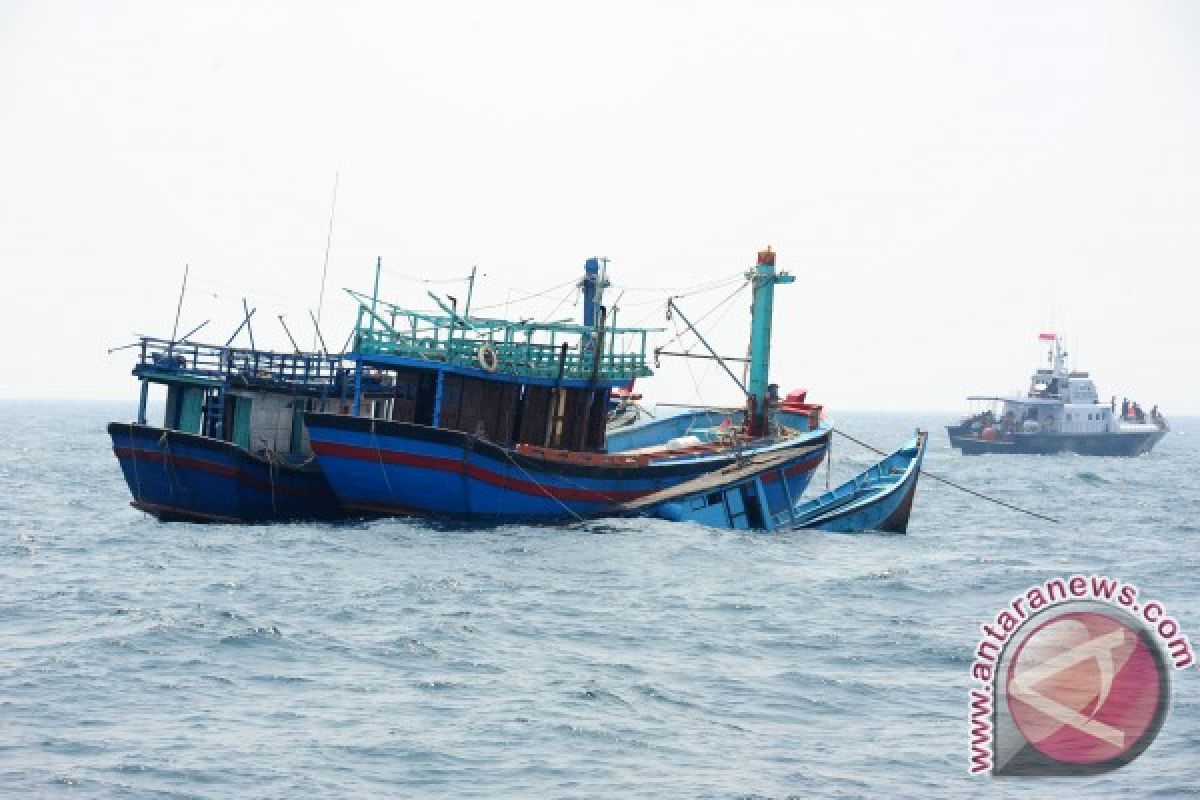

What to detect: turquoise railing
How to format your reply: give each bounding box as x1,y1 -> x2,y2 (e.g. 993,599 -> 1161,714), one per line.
349,293 -> 657,382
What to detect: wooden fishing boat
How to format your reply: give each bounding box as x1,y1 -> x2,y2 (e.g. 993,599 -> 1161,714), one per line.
108,336 -> 391,522
613,429 -> 923,533
305,248 -> 831,521
790,431 -> 927,533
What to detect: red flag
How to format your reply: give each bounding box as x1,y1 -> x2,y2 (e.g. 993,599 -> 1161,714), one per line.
1038,332 -> 1057,341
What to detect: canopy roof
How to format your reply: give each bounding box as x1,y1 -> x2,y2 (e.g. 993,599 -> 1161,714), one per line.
966,395 -> 1061,405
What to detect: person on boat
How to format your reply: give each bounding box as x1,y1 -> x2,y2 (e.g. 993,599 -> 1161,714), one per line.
1111,396 -> 1117,413
1121,398 -> 1130,419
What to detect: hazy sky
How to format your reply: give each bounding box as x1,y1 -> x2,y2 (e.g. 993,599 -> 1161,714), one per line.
3,0 -> 1198,412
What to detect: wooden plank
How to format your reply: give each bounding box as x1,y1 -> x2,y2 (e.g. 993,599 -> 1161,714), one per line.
613,444 -> 821,515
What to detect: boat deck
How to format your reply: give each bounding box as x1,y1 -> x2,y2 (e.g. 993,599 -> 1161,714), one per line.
612,445 -> 815,516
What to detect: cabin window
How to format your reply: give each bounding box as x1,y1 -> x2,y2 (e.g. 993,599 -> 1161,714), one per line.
414,371 -> 437,426
1066,414 -> 1072,421
706,492 -> 722,507
390,370 -> 420,424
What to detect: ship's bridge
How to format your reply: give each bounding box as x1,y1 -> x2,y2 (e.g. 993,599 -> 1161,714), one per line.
1064,373 -> 1098,405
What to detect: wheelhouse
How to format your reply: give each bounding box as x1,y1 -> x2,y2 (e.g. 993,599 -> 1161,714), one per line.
344,289 -> 659,452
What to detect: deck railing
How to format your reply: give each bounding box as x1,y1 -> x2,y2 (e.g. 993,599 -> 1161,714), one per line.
351,296 -> 657,381
133,337 -> 344,388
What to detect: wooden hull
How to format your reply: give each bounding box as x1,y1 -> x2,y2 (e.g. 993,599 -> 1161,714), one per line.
790,432 -> 927,534
304,412 -> 830,522
108,423 -> 344,523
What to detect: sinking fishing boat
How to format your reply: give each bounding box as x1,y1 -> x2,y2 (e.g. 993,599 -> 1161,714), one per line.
108,337 -> 389,522
614,415 -> 924,533
790,431 -> 926,533
305,248 -> 831,521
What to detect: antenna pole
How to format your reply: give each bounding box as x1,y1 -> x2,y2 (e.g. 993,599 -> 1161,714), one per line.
463,265 -> 478,321
180,319 -> 210,341
225,307 -> 256,347
242,298 -> 256,350
278,315 -> 300,354
369,256 -> 382,334
314,171 -> 339,350
169,263 -> 189,351
309,309 -> 330,355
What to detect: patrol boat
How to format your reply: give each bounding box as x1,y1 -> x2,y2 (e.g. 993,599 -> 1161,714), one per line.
947,334 -> 1168,456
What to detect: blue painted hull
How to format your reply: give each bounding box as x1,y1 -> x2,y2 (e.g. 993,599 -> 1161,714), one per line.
108,423 -> 343,523
639,451 -> 827,530
791,432 -> 927,534
305,413 -> 829,522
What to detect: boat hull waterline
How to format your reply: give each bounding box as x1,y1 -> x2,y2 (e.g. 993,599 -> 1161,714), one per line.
305,413 -> 830,521
945,425 -> 1166,457
109,423 -> 342,523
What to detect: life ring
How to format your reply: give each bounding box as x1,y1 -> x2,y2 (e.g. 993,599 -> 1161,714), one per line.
477,344 -> 498,372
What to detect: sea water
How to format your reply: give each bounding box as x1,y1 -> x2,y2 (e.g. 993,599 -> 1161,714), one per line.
1,401 -> 1197,798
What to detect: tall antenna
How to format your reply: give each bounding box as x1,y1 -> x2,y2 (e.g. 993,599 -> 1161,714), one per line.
169,263 -> 189,352
313,171 -> 339,350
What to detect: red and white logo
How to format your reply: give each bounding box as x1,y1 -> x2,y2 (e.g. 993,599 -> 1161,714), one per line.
1006,611 -> 1163,766
968,577 -> 1192,776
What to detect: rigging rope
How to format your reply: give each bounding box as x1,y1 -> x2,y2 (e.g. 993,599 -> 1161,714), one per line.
830,428 -> 1060,524
655,280 -> 750,353
609,271 -> 745,294
500,446 -> 586,523
471,278 -> 578,312
540,283 -> 581,324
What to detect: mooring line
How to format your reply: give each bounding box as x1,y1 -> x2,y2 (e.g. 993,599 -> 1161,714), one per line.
831,428 -> 1060,524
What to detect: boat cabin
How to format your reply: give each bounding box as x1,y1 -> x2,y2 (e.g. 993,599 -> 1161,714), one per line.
131,336 -> 373,459
346,289 -> 659,452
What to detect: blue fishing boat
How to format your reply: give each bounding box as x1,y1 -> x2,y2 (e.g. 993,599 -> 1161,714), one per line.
108,336 -> 390,522
305,248 -> 831,521
790,431 -> 926,533
614,425 -> 924,533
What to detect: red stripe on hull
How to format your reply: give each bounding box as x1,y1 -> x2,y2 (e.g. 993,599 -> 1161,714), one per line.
311,440 -> 825,506
312,440 -> 652,504
760,453 -> 826,483
113,446 -> 318,498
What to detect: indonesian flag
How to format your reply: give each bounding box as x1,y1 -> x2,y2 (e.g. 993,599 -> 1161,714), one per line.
1038,332 -> 1057,341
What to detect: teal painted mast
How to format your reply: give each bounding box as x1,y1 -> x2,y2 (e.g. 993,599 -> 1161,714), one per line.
746,246 -> 794,437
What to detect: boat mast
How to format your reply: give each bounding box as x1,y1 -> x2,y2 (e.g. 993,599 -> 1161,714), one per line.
1053,335 -> 1066,374
745,247 -> 794,437
581,257 -> 607,353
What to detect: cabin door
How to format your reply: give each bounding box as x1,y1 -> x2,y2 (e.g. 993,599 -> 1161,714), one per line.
290,399 -> 308,453
176,387 -> 204,434
230,397 -> 253,449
